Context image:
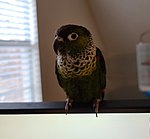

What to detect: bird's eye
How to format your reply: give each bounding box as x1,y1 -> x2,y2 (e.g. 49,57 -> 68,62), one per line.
68,33 -> 78,41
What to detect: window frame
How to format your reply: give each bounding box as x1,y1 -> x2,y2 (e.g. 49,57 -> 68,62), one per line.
0,0 -> 42,102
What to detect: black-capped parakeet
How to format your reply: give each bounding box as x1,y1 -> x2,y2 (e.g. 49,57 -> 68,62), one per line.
53,24 -> 106,116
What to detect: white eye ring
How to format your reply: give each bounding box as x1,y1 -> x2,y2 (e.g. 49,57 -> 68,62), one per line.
68,33 -> 78,41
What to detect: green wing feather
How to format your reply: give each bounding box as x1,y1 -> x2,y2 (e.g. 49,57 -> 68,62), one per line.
96,47 -> 106,89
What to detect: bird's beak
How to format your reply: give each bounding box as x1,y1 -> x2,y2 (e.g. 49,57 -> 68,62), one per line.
53,36 -> 64,55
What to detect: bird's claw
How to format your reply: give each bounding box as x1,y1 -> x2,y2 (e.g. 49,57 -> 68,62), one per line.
93,99 -> 100,117
65,98 -> 72,115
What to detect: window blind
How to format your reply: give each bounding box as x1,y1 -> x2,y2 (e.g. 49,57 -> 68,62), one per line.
0,0 -> 42,102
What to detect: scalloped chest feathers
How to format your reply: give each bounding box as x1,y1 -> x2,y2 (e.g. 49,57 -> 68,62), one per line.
56,46 -> 97,78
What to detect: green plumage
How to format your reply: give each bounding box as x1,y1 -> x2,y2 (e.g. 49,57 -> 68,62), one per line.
55,48 -> 106,102
53,24 -> 106,113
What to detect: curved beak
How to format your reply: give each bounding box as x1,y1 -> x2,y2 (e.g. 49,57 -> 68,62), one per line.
53,36 -> 64,55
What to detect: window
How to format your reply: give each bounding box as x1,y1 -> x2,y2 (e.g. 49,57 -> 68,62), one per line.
0,0 -> 42,102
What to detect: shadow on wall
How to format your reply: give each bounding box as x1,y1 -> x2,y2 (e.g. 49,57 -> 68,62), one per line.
105,53 -> 148,100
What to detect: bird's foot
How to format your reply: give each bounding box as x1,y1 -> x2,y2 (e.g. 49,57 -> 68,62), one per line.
65,98 -> 73,115
93,99 -> 100,117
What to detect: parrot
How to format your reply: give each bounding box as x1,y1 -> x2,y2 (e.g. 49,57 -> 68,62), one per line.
53,24 -> 106,116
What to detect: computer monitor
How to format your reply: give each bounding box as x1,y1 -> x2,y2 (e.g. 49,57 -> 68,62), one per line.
0,100 -> 150,139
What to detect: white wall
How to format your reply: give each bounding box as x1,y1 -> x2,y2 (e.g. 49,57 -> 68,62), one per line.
37,0 -> 149,101
88,0 -> 150,99
36,0 -> 104,101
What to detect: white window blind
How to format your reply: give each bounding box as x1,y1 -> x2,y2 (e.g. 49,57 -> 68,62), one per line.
0,0 -> 42,102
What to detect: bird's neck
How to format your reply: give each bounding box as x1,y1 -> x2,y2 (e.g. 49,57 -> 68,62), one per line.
57,45 -> 97,78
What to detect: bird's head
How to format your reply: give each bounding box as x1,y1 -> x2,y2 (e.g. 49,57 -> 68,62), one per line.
53,24 -> 92,55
